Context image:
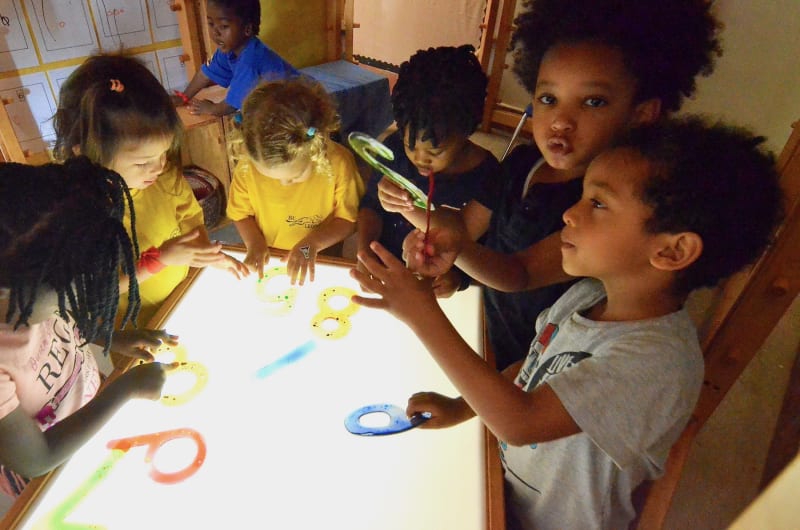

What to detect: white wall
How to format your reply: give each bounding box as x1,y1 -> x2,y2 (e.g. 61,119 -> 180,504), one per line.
497,0 -> 800,154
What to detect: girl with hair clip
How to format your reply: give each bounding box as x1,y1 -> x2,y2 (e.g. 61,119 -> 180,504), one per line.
0,157 -> 172,500
52,54 -> 248,327
227,77 -> 364,285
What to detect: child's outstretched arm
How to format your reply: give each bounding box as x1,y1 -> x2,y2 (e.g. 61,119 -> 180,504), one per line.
406,360 -> 523,428
234,216 -> 270,279
173,70 -> 213,106
0,362 -> 167,479
285,215 -> 356,285
118,229 -> 227,294
356,207 -> 383,272
351,241 -> 580,446
405,229 -> 571,292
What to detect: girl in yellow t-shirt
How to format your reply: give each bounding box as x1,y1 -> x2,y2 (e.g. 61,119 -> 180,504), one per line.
227,78 -> 364,285
52,54 -> 249,327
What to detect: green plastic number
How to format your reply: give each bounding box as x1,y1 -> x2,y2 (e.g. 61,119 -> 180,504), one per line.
348,132 -> 433,210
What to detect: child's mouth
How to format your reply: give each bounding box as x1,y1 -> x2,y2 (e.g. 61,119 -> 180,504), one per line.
547,137 -> 572,155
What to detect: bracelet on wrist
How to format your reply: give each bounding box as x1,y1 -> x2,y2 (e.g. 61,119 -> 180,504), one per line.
138,246 -> 166,274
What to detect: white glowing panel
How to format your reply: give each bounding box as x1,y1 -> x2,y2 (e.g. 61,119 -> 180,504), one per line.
15,255 -> 488,529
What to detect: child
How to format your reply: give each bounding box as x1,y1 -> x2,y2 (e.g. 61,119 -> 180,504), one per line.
352,116 -> 784,530
357,45 -> 500,297
381,0 -> 721,369
227,77 -> 364,284
52,54 -> 248,327
0,157 -> 173,499
175,0 -> 299,116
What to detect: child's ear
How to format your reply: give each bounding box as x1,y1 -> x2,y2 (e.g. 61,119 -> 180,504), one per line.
650,232 -> 703,272
244,23 -> 254,37
632,98 -> 662,126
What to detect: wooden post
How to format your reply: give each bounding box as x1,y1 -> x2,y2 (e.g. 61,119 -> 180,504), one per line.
0,100 -> 26,163
481,0 -> 518,132
171,0 -> 205,80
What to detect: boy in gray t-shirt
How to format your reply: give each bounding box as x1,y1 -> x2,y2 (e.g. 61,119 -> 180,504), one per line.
351,116 -> 783,530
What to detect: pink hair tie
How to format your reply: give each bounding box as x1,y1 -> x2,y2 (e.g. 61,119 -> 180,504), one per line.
109,79 -> 125,93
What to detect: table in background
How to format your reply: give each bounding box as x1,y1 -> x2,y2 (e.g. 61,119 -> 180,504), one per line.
301,60 -> 394,139
3,251 -> 504,530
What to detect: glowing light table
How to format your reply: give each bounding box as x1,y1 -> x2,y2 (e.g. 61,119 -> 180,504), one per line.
4,252 -> 504,530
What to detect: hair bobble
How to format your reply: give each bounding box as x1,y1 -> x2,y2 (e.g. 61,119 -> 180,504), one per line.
306,127 -> 316,138
109,79 -> 125,93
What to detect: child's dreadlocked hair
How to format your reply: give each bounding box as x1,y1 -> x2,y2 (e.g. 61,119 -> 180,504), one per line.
0,157 -> 140,352
391,45 -> 488,150
52,53 -> 182,172
234,77 -> 339,179
208,0 -> 261,35
510,0 -> 722,112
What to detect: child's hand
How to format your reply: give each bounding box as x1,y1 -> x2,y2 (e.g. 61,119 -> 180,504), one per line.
211,252 -> 250,280
406,392 -> 474,429
284,243 -> 316,285
377,176 -> 414,213
111,329 -> 179,362
112,361 -> 170,401
159,229 -> 225,268
189,99 -> 216,116
170,92 -> 188,107
432,269 -> 461,299
243,242 -> 270,279
402,228 -> 461,277
350,241 -> 437,323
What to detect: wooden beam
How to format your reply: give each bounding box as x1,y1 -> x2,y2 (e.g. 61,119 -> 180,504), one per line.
477,0 -> 500,73
0,100 -> 27,162
481,0 -> 518,132
171,0 -> 204,80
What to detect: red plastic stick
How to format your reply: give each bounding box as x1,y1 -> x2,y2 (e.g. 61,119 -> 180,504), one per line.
423,169 -> 435,259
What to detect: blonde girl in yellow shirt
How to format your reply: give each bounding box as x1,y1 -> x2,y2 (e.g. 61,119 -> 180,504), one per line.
52,54 -> 249,327
227,78 -> 364,285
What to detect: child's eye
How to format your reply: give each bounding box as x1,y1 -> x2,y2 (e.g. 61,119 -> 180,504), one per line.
585,97 -> 608,108
590,198 -> 606,209
536,94 -> 556,105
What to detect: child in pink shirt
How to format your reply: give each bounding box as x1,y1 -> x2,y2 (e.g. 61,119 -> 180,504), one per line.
0,158 -> 173,499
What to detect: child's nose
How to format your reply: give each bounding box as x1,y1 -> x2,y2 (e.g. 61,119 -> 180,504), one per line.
550,112 -> 575,132
562,203 -> 578,226
412,150 -> 431,167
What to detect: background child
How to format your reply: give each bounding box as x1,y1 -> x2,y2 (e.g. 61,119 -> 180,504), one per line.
357,44 -> 500,297
352,116 -> 784,530
386,0 -> 721,369
227,77 -> 364,284
175,0 -> 299,116
52,54 -> 248,328
0,158 -> 173,499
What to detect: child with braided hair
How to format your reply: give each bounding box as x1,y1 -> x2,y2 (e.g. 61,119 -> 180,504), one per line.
53,54 -> 248,327
357,44 -> 500,298
0,157 -> 172,500
227,77 -> 364,285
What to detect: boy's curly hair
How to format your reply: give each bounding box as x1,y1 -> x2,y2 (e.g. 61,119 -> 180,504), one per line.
510,0 -> 722,112
208,0 -> 261,34
619,116 -> 783,294
233,77 -> 339,179
391,45 -> 488,149
0,157 -> 141,351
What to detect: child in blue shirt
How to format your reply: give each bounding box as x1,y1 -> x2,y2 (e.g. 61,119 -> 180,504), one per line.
357,45 -> 500,297
176,0 -> 299,116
